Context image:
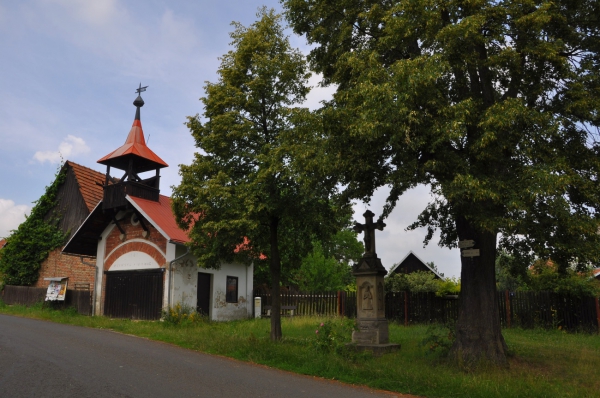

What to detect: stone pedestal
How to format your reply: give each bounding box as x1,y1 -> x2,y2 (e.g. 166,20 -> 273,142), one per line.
351,254 -> 399,354
349,210 -> 399,355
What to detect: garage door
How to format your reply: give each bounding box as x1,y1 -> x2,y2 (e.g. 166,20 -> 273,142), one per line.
104,269 -> 164,320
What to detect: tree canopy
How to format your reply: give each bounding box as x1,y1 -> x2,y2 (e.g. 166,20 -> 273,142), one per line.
172,8 -> 344,340
283,0 -> 600,367
295,226 -> 363,291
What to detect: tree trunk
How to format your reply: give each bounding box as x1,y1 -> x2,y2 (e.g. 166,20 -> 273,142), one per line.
450,215 -> 508,369
269,216 -> 282,341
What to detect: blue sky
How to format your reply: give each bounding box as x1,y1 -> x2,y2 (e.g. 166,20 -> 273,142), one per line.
0,0 -> 461,277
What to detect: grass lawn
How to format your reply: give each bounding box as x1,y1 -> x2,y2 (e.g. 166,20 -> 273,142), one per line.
0,301 -> 598,398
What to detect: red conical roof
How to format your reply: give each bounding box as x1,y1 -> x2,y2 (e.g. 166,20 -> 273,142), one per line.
97,118 -> 168,172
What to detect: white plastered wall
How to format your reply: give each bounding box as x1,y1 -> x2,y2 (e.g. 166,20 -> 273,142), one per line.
169,251 -> 253,321
94,222 -> 116,316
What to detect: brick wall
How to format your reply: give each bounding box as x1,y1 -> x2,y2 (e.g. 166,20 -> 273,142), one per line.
99,212 -> 168,316
103,213 -> 167,268
34,248 -> 95,289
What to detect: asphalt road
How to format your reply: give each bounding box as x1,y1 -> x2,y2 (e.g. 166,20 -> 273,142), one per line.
0,315 -> 404,397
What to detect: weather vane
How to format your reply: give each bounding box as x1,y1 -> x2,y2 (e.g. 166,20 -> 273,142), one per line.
135,83 -> 148,94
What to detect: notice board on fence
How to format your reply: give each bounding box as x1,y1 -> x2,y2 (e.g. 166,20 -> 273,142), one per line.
44,277 -> 68,301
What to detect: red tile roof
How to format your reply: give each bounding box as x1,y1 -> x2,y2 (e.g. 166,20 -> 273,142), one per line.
0,238 -> 6,248
593,268 -> 600,279
127,195 -> 190,244
97,119 -> 168,169
66,161 -> 106,212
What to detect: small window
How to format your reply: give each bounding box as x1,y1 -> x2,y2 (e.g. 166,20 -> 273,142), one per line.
226,276 -> 238,303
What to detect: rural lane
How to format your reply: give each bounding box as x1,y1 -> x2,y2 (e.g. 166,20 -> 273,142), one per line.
0,315 -> 405,397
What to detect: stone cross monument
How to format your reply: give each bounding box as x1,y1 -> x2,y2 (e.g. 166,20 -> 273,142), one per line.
351,210 -> 398,353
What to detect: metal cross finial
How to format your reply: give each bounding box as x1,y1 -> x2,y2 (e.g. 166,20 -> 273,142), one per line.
353,210 -> 386,256
136,83 -> 148,94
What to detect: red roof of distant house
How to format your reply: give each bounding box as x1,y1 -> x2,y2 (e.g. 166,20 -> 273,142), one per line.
66,161 -> 106,212
0,238 -> 6,249
97,119 -> 168,169
593,268 -> 600,279
127,195 -> 190,244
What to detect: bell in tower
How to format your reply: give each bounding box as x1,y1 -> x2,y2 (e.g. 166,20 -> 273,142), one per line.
98,84 -> 168,211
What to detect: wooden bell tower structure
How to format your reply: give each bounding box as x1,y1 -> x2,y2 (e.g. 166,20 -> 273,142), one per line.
97,84 -> 168,211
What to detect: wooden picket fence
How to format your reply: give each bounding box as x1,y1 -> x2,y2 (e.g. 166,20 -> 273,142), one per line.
254,289 -> 600,333
1,285 -> 92,316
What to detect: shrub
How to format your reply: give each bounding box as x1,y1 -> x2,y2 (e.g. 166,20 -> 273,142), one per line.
162,302 -> 205,326
313,318 -> 355,354
420,320 -> 456,355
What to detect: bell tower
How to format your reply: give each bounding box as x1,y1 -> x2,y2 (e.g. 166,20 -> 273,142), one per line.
98,84 -> 168,211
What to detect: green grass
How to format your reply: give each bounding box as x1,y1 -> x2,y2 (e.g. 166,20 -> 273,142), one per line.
1,301 -> 599,398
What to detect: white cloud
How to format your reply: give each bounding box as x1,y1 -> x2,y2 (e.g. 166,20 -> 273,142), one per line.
33,135 -> 90,164
41,0 -> 120,26
0,199 -> 30,238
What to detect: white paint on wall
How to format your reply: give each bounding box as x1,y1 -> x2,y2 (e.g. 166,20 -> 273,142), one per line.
94,222 -> 115,316
170,258 -> 253,321
109,251 -> 160,271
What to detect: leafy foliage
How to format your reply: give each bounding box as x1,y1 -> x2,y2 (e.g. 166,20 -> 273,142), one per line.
497,252 -> 600,297
313,318 -> 356,354
162,302 -> 206,326
295,224 -> 363,291
295,241 -> 351,291
385,271 -> 460,296
172,9 -> 344,340
421,320 -> 457,356
283,0 -> 600,364
0,166 -> 67,286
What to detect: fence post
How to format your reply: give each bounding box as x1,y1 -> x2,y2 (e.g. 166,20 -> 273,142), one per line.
404,291 -> 408,327
505,290 -> 511,328
595,297 -> 600,334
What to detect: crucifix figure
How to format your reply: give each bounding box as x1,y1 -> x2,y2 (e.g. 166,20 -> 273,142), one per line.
353,210 -> 386,256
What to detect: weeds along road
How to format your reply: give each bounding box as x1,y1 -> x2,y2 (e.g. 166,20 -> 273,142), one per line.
0,315 -> 404,398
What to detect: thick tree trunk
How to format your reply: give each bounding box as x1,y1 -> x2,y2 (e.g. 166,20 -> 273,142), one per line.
450,215 -> 508,369
269,216 -> 282,341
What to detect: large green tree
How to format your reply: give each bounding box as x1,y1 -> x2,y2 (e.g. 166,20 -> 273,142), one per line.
283,0 -> 600,366
172,9 -> 342,340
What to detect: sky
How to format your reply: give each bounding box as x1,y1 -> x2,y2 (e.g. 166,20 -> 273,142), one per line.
0,0 -> 461,277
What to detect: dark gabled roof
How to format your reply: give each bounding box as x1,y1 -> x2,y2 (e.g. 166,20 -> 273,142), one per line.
62,201 -> 113,256
65,161 -> 106,212
389,251 -> 446,280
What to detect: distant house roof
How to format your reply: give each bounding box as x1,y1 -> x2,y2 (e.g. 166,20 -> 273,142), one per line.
127,195 -> 190,244
66,161 -> 106,212
0,238 -> 6,249
389,251 -> 446,280
593,268 -> 600,279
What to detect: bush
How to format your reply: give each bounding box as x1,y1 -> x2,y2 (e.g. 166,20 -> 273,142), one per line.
420,320 -> 456,355
435,277 -> 461,297
313,318 -> 355,354
385,271 -> 461,296
162,302 -> 205,326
